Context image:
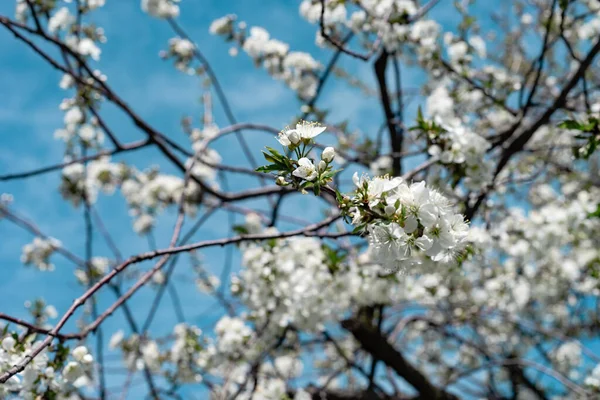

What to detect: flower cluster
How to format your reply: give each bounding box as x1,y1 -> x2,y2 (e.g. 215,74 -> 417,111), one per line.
209,21 -> 321,99
118,126 -> 220,234
552,341 -> 582,377
428,123 -> 490,165
586,363 -> 600,391
196,273 -> 220,294
161,37 -> 196,74
74,257 -> 110,285
277,121 -> 327,148
47,4 -> 105,61
121,171 -> 203,234
209,14 -> 236,36
230,209 -> 470,335
58,139 -> 218,233
235,231 -> 345,331
347,174 -> 469,273
444,32 -> 486,66
423,120 -> 492,190
59,158 -> 125,207
300,0 -> 442,59
109,323 -> 206,381
142,0 -> 180,18
54,71 -> 109,159
258,121 -> 337,195
0,335 -> 94,399
257,121 -> 470,274
55,105 -> 107,159
485,184 -> 600,304
21,237 -> 62,272
209,356 -> 308,400
62,346 -> 94,383
20,299 -> 59,331
211,316 -> 255,361
45,2 -> 222,235
169,323 -> 205,383
109,331 -> 160,372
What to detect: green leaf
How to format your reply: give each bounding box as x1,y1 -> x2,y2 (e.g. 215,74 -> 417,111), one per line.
558,120 -> 582,130
588,204 -> 600,219
282,157 -> 293,169
322,170 -> 341,180
576,136 -> 599,159
313,184 -> 321,196
299,181 -> 311,191
322,244 -> 348,274
262,152 -> 279,164
256,164 -> 282,173
417,106 -> 423,123
582,119 -> 599,132
233,225 -> 249,235
335,189 -> 343,203
265,146 -> 282,156
559,118 -> 599,133
351,224 -> 365,234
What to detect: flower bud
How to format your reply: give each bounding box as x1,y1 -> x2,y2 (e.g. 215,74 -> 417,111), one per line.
72,346 -> 89,362
318,160 -> 327,172
276,176 -> 288,186
1,336 -> 15,351
288,130 -> 300,145
384,205 -> 396,216
82,354 -> 94,364
322,147 -> 335,162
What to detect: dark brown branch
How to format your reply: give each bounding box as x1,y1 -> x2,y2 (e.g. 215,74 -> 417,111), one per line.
375,50 -> 402,176
0,313 -> 80,340
465,35 -> 600,220
318,0 -> 374,61
342,318 -> 458,400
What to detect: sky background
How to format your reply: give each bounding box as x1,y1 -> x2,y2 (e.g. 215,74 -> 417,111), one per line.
0,0 -> 489,397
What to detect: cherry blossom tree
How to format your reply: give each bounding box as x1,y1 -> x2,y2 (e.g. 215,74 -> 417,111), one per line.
2,0 -> 600,398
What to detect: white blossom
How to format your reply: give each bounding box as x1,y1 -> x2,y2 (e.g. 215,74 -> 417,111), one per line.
141,0 -> 179,18
77,38 -> 101,61
292,158 -> 318,181
21,237 -> 62,271
209,15 -> 235,35
48,7 -> 74,33
171,37 -> 194,57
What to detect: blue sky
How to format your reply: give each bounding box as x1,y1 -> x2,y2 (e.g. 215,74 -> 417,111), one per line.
0,1 -> 330,322
0,0 -> 384,395
0,0 -> 477,397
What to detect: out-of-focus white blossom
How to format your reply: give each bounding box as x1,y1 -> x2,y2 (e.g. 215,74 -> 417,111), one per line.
0,336 -> 93,398
211,21 -> 321,99
209,14 -> 235,35
141,0 -> 179,18
48,7 -> 75,33
21,237 -> 62,271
